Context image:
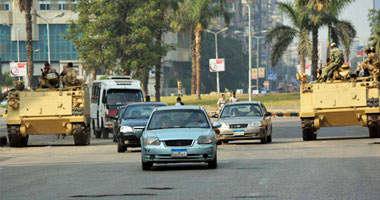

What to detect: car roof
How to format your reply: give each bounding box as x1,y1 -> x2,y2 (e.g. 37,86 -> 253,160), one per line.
126,102 -> 168,107
225,101 -> 262,105
154,106 -> 203,111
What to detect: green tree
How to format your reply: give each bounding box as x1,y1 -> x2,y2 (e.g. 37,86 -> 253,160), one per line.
265,1 -> 311,73
14,0 -> 34,88
67,0 -> 170,95
369,9 -> 380,57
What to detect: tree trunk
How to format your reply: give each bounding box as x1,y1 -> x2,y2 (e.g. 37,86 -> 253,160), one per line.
142,69 -> 149,98
25,2 -> 33,89
190,25 -> 196,95
326,26 -> 331,60
300,51 -> 305,74
195,25 -> 202,100
311,27 -> 318,80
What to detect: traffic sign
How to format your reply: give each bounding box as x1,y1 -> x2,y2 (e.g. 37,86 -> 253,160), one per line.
209,58 -> 225,72
10,62 -> 27,77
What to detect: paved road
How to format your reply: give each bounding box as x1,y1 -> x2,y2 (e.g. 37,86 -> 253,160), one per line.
0,117 -> 379,200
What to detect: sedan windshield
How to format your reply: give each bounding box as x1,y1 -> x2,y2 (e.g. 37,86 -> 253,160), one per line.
221,104 -> 262,118
148,110 -> 210,130
123,105 -> 164,119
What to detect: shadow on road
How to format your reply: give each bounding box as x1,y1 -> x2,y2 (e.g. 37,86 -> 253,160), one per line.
151,163 -> 210,171
315,136 -> 371,141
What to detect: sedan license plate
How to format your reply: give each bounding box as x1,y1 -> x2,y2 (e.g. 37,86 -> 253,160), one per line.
171,149 -> 187,158
233,130 -> 245,136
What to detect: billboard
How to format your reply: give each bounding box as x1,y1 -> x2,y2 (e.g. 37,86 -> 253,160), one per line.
251,68 -> 258,80
10,62 -> 27,77
259,67 -> 265,78
268,71 -> 277,81
209,58 -> 225,72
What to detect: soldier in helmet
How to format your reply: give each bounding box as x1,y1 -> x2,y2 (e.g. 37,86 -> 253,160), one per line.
61,62 -> 80,87
356,47 -> 380,77
321,43 -> 345,82
39,62 -> 60,88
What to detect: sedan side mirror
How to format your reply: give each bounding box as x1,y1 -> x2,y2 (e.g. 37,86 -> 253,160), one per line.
102,96 -> 107,104
212,121 -> 222,128
265,112 -> 272,117
211,113 -> 219,118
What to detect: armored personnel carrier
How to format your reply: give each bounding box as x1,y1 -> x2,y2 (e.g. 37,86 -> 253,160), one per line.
6,81 -> 90,147
298,74 -> 380,140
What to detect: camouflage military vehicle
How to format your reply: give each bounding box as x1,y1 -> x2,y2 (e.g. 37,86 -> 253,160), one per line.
298,74 -> 380,140
6,81 -> 90,147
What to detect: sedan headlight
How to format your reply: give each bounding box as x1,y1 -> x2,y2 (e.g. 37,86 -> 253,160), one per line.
251,122 -> 263,127
198,136 -> 213,144
120,126 -> 133,133
145,137 -> 160,145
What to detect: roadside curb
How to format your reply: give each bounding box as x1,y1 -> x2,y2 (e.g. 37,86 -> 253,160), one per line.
271,112 -> 299,117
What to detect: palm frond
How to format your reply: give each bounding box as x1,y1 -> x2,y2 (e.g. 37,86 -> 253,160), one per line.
265,25 -> 297,44
277,2 -> 298,28
270,34 -> 294,66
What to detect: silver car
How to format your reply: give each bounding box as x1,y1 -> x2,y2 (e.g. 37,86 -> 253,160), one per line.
215,101 -> 272,144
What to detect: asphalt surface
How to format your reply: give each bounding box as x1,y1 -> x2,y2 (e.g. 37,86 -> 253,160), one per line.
0,117 -> 379,200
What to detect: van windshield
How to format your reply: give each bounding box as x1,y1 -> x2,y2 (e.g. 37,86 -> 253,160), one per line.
106,89 -> 144,107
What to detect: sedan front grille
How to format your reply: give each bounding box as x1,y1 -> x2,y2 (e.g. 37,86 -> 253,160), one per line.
165,140 -> 193,146
229,124 -> 248,129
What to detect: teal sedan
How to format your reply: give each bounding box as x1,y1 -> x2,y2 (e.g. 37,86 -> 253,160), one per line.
140,106 -> 220,170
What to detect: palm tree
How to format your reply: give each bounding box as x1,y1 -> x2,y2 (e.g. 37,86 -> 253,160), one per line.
265,1 -> 311,73
192,0 -> 229,99
170,0 -> 196,95
324,0 -> 356,60
369,9 -> 380,57
14,0 -> 34,88
171,0 -> 228,99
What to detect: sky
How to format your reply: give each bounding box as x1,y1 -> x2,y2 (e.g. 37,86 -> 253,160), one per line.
283,0 -> 374,43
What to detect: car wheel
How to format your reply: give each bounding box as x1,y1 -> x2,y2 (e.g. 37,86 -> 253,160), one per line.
216,140 -> 222,145
222,141 -> 229,144
208,154 -> 217,169
101,124 -> 109,139
142,161 -> 153,171
117,139 -> 126,153
94,121 -> 101,139
267,134 -> 272,143
113,133 -> 117,143
260,132 -> 268,144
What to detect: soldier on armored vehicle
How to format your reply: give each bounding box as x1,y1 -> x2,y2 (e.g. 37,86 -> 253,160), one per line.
356,47 -> 380,78
39,62 -> 60,89
61,62 -> 81,87
321,43 -> 345,82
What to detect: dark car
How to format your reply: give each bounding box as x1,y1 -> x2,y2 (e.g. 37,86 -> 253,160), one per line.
117,102 -> 167,152
112,105 -> 127,142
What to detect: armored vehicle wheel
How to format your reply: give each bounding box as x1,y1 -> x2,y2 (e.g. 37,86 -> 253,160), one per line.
302,118 -> 317,141
73,123 -> 90,145
367,115 -> 380,138
8,125 -> 28,147
117,138 -> 126,153
101,124 -> 109,139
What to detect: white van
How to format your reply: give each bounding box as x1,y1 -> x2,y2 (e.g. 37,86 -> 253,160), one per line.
90,76 -> 145,139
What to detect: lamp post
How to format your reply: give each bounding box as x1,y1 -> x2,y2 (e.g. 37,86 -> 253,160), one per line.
205,27 -> 228,94
242,0 -> 252,101
253,35 -> 265,93
35,12 -> 65,64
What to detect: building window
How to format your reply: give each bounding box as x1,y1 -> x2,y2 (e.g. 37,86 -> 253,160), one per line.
0,2 -> 11,11
38,1 -> 51,10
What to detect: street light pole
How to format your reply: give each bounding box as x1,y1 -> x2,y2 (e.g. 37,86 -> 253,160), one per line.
254,36 -> 264,94
206,27 -> 228,94
35,12 -> 65,64
242,0 -> 252,101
